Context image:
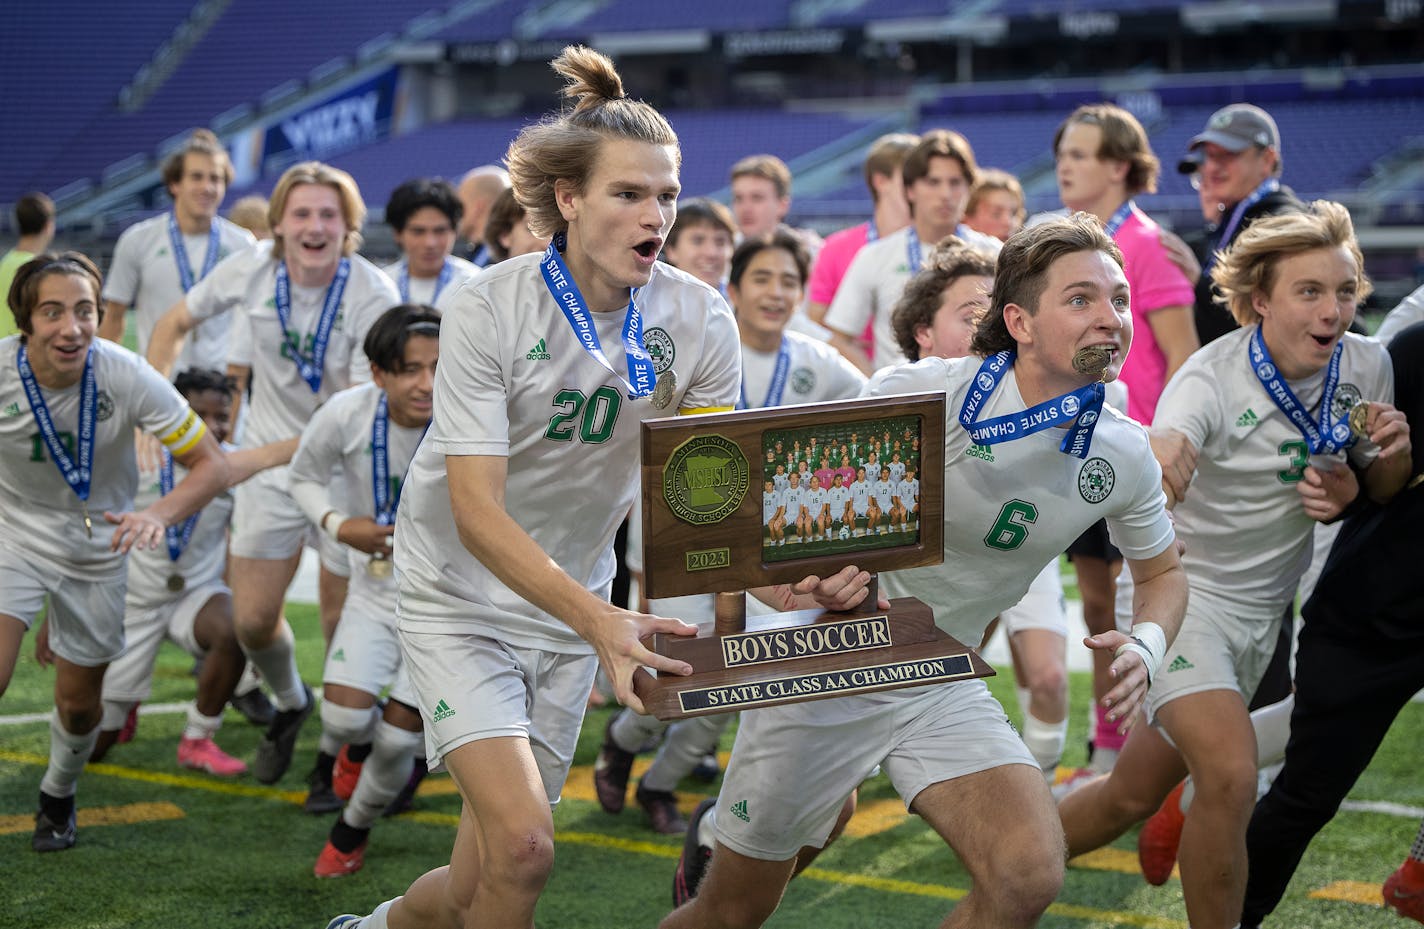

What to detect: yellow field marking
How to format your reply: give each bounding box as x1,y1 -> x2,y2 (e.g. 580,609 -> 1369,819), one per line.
0,800 -> 185,835
1069,846 -> 1179,881
0,749 -> 306,804
1308,880 -> 1384,905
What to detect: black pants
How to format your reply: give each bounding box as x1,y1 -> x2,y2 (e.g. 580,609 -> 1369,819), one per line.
1241,618 -> 1424,924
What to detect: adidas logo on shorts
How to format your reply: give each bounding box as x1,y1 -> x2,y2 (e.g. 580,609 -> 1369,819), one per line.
730,799 -> 750,823
1166,655 -> 1195,673
432,699 -> 456,722
1235,408 -> 1260,427
525,338 -> 551,360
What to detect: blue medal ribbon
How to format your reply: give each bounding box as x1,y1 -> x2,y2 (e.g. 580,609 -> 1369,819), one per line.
160,449 -> 200,562
1248,325 -> 1353,453
538,234 -> 656,400
866,219 -> 878,244
397,258 -> 454,304
959,350 -> 1105,459
274,258 -> 350,393
738,337 -> 791,410
167,213 -> 222,293
1103,201 -> 1135,239
372,393 -> 401,526
17,344 -> 96,511
1204,179 -> 1280,273
906,228 -> 922,274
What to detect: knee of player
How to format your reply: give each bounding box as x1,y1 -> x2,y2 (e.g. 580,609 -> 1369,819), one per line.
487,827 -> 557,891
1024,661 -> 1068,702
1191,757 -> 1259,813
54,694 -> 103,733
981,849 -> 1063,920
701,879 -> 782,929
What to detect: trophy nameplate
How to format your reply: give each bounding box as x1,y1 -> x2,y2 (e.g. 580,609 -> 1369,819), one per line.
635,393 -> 994,720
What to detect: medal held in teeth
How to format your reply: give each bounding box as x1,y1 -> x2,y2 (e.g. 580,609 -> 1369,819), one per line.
1072,346 -> 1112,381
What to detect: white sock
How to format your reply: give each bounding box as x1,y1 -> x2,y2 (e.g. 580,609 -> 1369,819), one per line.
698,804 -> 718,848
183,703 -> 224,741
643,714 -> 732,793
362,898 -> 400,929
1251,694 -> 1294,768
1020,711 -> 1068,775
610,706 -> 668,754
40,711 -> 98,799
1015,686 -> 1032,721
1180,778 -> 1195,813
233,661 -> 263,697
345,720 -> 423,829
241,622 -> 306,711
101,699 -> 134,732
320,701 -> 379,748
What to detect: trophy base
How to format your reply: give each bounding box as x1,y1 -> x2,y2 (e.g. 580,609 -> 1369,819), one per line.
634,597 -> 995,720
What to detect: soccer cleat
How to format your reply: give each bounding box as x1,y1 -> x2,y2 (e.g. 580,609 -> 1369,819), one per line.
304,763 -> 344,815
691,753 -> 719,783
673,798 -> 716,906
325,916 -> 364,928
314,839 -> 368,878
118,704 -> 140,744
32,807 -> 77,853
1138,780 -> 1186,886
177,736 -> 249,777
1384,863 -> 1424,923
253,684 -> 314,784
636,782 -> 688,835
593,716 -> 635,814
230,687 -> 276,727
332,744 -> 364,801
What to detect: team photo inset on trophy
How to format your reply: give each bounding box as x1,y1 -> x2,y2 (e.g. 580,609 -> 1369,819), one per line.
636,392 -> 994,720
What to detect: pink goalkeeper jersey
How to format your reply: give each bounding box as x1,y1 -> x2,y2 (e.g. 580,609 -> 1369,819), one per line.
1114,205 -> 1195,424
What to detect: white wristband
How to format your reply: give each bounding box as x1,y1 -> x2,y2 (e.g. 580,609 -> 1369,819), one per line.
1115,621 -> 1167,684
320,509 -> 349,544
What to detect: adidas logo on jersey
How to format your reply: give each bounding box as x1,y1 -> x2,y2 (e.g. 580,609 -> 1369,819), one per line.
432,699 -> 456,722
330,648 -> 345,662
1166,655 -> 1195,673
965,443 -> 995,462
730,799 -> 750,823
2,401 -> 20,417
1235,408 -> 1260,427
525,339 -> 551,360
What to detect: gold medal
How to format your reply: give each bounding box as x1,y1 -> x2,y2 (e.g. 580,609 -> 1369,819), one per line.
650,370 -> 676,410
166,574 -> 186,593
1071,347 -> 1112,380
367,555 -> 394,579
81,504 -> 93,540
1347,401 -> 1370,439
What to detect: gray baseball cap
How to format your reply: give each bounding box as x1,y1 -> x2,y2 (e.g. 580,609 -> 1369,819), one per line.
1176,104 -> 1280,174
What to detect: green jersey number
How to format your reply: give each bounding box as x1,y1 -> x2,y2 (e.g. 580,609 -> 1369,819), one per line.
29,431 -> 76,463
280,329 -> 316,363
984,499 -> 1038,551
544,386 -> 622,444
1277,440 -> 1309,484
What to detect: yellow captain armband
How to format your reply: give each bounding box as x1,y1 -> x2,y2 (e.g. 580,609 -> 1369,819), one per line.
158,408 -> 208,456
678,406 -> 734,416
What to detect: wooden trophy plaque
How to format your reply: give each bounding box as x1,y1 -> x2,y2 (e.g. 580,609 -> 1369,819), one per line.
634,393 -> 994,720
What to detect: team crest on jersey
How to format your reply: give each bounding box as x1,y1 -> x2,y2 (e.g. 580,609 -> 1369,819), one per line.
791,367 -> 815,394
663,433 -> 750,525
96,391 -> 115,422
643,327 -> 675,374
1077,457 -> 1115,504
1330,382 -> 1362,420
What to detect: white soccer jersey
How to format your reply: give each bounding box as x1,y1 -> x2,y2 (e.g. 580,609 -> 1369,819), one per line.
0,338 -> 195,577
804,486 -> 829,517
772,471 -> 790,492
288,381 -> 427,610
824,226 -> 1001,371
827,484 -> 851,515
103,214 -> 255,371
1374,283 -> 1424,346
888,460 -> 906,483
850,479 -> 872,515
871,479 -> 895,510
126,446 -> 235,609
740,330 -> 866,409
782,484 -> 807,520
185,240 -> 399,448
871,355 -> 1174,644
1156,327 -> 1391,612
380,256 -> 481,311
763,489 -> 782,525
395,255 -> 740,652
896,477 -> 920,509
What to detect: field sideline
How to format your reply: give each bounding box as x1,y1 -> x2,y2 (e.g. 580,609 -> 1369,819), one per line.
3,602 -> 1419,929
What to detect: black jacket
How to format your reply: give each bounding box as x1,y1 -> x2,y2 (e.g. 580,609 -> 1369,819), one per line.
1191,185 -> 1306,346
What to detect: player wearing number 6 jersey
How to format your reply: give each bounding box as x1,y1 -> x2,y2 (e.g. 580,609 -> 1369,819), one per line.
664,213 -> 1187,929
1058,202 -> 1411,929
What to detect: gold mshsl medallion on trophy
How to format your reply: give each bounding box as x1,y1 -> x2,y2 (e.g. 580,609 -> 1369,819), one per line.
166,574 -> 185,593
1348,401 -> 1370,439
367,555 -> 393,579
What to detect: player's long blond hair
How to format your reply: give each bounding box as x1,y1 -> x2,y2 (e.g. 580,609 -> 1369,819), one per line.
267,161 -> 367,260
1211,200 -> 1371,328
506,46 -> 679,239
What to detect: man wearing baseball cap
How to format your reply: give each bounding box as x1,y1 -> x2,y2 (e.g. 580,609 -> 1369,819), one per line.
1178,103 -> 1304,345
